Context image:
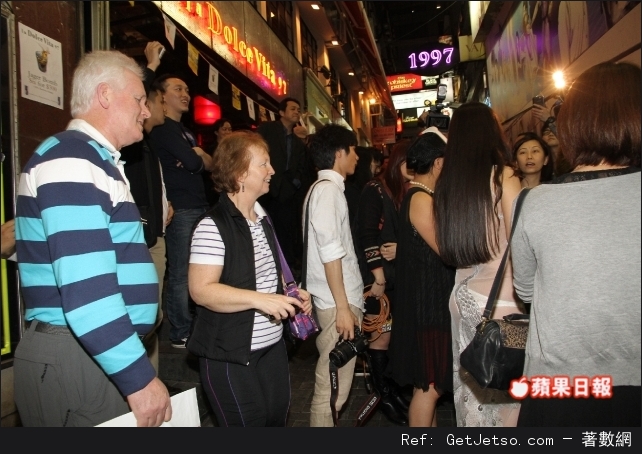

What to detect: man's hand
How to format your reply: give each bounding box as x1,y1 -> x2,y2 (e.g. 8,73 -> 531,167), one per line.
1,219 -> 16,259
293,124 -> 308,139
144,41 -> 164,72
336,305 -> 357,341
193,146 -> 215,172
127,377 -> 172,427
165,202 -> 174,226
531,104 -> 552,123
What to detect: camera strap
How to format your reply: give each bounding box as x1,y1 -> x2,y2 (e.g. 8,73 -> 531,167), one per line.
329,352 -> 380,427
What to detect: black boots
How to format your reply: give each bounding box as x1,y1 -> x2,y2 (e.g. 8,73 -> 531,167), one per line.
367,349 -> 408,425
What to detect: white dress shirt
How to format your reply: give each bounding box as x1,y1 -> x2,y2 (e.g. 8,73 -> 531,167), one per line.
302,169 -> 364,311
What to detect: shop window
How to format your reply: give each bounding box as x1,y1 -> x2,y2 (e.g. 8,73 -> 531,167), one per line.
301,20 -> 317,73
266,1 -> 293,53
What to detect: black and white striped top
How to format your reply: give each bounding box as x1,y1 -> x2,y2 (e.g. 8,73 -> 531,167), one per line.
189,205 -> 282,351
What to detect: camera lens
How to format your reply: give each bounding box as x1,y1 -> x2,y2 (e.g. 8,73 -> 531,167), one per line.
329,341 -> 355,368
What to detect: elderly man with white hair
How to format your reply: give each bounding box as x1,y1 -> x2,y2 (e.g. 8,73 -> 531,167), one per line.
14,50 -> 172,427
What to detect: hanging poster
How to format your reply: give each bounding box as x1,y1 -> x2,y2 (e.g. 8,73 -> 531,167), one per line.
187,42 -> 198,75
208,64 -> 219,94
231,85 -> 241,110
246,96 -> 255,120
259,105 -> 268,122
163,13 -> 176,48
18,23 -> 64,110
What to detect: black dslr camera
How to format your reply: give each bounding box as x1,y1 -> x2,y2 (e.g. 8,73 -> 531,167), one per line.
329,326 -> 369,368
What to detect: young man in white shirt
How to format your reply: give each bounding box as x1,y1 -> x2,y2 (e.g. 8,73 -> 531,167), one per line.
303,124 -> 365,427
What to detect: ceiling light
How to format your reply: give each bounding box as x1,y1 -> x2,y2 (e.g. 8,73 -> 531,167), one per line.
311,4 -> 320,10
436,5 -> 442,9
369,98 -> 376,104
331,39 -> 340,46
270,12 -> 275,18
348,71 -> 354,76
359,91 -> 364,95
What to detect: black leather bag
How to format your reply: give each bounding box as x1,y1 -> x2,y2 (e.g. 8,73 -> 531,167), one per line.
460,314 -> 529,390
459,189 -> 530,391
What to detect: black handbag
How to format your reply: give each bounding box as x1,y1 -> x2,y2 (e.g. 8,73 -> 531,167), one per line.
459,188 -> 530,391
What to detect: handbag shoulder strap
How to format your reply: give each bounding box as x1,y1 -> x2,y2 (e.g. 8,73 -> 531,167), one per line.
481,188 -> 531,320
301,179 -> 330,289
264,215 -> 295,285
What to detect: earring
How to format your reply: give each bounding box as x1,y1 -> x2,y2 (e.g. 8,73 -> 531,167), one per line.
242,183 -> 245,192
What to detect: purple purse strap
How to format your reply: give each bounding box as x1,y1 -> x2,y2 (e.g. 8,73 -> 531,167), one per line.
264,215 -> 295,284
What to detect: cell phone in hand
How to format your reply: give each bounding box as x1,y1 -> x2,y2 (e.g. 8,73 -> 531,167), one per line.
532,95 -> 545,107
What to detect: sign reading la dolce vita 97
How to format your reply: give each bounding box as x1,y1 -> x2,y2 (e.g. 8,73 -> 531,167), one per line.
154,1 -> 289,97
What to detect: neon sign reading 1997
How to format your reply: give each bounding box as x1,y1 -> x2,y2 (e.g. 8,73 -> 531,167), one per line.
408,48 -> 455,69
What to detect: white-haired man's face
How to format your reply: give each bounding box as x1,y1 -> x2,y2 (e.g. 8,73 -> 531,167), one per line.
108,70 -> 150,149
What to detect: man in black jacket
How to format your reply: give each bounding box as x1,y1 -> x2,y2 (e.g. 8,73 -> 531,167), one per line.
149,74 -> 214,349
257,97 -> 308,270
121,42 -> 174,372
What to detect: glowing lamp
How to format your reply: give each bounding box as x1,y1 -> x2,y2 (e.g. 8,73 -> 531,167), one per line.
396,117 -> 403,133
553,71 -> 566,89
193,96 -> 221,125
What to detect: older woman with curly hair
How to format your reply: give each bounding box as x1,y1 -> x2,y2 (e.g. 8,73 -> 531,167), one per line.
188,131 -> 312,426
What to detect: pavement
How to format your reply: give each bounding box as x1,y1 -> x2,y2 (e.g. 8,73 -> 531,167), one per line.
157,310 -> 456,427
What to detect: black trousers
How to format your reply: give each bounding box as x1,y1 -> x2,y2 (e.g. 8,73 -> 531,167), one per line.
200,339 -> 291,427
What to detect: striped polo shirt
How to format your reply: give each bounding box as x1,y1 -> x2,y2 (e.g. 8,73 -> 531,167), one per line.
190,203 -> 283,350
15,125 -> 158,396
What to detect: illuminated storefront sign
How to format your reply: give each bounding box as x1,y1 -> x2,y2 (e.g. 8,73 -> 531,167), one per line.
398,43 -> 459,75
386,73 -> 422,93
155,1 -> 289,97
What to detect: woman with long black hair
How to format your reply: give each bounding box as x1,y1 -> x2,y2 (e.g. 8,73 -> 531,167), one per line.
433,102 -> 524,427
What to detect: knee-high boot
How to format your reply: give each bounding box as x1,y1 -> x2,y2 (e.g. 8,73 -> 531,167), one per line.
368,349 -> 408,425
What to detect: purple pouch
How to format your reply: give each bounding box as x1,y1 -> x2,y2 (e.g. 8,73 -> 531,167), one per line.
285,282 -> 319,340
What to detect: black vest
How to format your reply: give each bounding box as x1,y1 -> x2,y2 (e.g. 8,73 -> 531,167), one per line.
186,193 -> 283,364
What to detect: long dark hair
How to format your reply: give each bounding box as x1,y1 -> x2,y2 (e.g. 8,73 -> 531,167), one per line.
379,140 -> 411,211
434,102 -> 512,268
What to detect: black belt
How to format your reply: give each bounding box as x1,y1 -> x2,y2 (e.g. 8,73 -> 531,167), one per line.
27,320 -> 146,340
27,320 -> 72,336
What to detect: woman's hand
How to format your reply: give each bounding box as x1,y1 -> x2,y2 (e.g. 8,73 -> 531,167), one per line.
297,289 -> 313,315
368,280 -> 385,299
380,242 -> 397,261
258,293 -> 303,320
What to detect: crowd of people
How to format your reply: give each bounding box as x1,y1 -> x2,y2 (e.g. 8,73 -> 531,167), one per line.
6,42 -> 639,428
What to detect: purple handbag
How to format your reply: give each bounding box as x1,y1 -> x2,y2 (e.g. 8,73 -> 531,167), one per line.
266,216 -> 319,340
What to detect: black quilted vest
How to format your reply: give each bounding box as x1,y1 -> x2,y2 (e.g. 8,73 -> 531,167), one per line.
186,193 -> 283,364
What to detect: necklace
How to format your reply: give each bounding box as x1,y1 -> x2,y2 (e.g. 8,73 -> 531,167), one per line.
410,181 -> 434,195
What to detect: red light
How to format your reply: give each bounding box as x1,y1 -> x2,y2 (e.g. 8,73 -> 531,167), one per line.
396,117 -> 402,133
193,96 -> 221,125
